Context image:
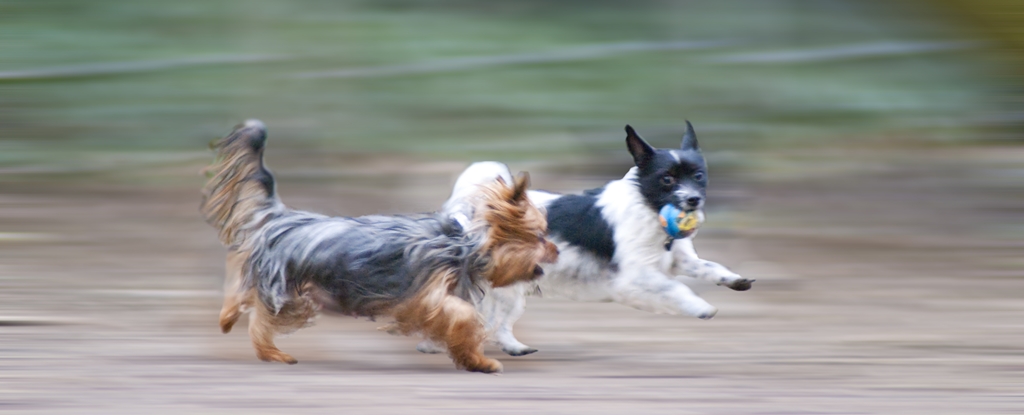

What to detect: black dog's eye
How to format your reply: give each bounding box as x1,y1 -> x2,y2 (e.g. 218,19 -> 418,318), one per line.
693,171 -> 705,181
660,175 -> 676,186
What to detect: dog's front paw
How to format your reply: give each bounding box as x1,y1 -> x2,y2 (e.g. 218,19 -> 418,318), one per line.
467,358 -> 503,374
723,278 -> 755,291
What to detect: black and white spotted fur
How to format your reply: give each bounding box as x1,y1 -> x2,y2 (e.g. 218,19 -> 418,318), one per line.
428,122 -> 753,356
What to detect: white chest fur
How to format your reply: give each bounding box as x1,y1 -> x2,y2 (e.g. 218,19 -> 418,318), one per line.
596,168 -> 671,270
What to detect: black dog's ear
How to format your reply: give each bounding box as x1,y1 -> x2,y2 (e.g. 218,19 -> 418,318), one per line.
625,125 -> 655,168
681,120 -> 699,151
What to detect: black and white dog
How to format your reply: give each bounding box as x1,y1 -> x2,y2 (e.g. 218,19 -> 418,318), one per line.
427,121 -> 753,356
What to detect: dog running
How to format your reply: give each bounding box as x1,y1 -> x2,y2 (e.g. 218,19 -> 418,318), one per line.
200,120 -> 558,373
422,121 -> 753,356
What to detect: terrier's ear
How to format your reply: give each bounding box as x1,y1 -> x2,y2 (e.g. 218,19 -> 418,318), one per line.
625,125 -> 655,168
495,176 -> 508,186
681,120 -> 699,151
512,171 -> 530,202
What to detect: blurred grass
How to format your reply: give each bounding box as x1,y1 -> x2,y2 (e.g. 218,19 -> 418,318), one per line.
0,0 -> 1018,171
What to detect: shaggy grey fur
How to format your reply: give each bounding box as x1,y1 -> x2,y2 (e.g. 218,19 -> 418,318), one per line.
242,211 -> 488,317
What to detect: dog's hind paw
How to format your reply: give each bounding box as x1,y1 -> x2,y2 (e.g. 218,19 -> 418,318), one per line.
723,278 -> 755,291
219,306 -> 242,334
377,322 -> 402,336
696,307 -> 718,320
256,349 -> 298,365
416,340 -> 447,354
219,319 -> 236,334
502,346 -> 538,357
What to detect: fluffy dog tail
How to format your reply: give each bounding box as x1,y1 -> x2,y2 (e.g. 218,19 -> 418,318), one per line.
200,119 -> 285,248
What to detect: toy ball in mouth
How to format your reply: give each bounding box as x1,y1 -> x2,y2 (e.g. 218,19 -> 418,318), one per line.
658,204 -> 702,239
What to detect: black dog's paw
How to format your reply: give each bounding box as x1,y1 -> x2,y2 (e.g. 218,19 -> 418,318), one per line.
503,347 -> 538,357
726,278 -> 755,291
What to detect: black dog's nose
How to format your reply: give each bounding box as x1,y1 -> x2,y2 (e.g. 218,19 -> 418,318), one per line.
686,196 -> 702,207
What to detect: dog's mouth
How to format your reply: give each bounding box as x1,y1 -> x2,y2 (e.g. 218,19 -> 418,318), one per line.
676,200 -> 703,213
659,204 -> 703,239
673,193 -> 704,213
678,201 -> 707,215
539,240 -> 559,263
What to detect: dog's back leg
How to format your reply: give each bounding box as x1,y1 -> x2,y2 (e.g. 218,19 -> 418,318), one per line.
612,268 -> 718,319
416,284 -> 537,357
484,284 -> 536,356
247,296 -> 299,364
219,249 -> 249,334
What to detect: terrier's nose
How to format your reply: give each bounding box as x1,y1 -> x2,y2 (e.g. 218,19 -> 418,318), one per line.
686,196 -> 702,207
541,241 -> 559,263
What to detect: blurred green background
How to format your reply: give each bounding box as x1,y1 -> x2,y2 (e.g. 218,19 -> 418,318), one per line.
2,0 -> 1019,169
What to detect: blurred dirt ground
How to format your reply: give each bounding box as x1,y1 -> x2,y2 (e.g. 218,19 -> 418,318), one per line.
0,146 -> 1022,414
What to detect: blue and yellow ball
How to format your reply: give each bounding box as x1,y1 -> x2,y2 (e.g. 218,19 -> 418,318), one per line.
658,204 -> 701,239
